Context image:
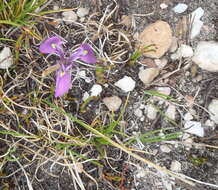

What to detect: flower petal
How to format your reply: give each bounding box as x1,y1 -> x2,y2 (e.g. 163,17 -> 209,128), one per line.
55,69 -> 71,97
79,43 -> 97,64
39,36 -> 65,55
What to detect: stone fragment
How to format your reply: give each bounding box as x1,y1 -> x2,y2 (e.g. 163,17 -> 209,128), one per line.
62,11 -> 78,24
156,87 -> 171,96
184,112 -> 193,121
208,99 -> 218,124
171,44 -> 193,60
173,3 -> 188,14
160,144 -> 171,153
145,105 -> 157,120
134,108 -> 143,118
190,7 -> 204,39
77,7 -> 89,18
160,3 -> 168,9
170,160 -> 181,172
184,121 -> 204,137
192,41 -> 218,72
138,21 -> 173,58
103,96 -> 122,112
0,47 -> 13,69
169,37 -> 178,52
165,104 -> 176,120
90,84 -> 102,96
114,76 -> 136,92
138,68 -> 160,84
154,58 -> 168,69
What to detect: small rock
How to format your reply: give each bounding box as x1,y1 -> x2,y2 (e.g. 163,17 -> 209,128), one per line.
146,105 -> 157,120
138,68 -> 160,84
208,99 -> 218,124
62,11 -> 78,24
156,87 -> 171,96
184,112 -> 193,121
0,47 -> 13,69
190,7 -> 204,39
103,96 -> 122,112
160,144 -> 171,153
192,41 -> 218,72
90,84 -> 102,96
53,5 -> 59,11
173,3 -> 188,14
184,121 -> 204,137
114,76 -> 136,92
82,91 -> 89,101
141,58 -> 157,68
77,7 -> 89,18
169,37 -> 178,52
205,119 -> 215,128
165,104 -> 176,120
171,44 -> 193,60
134,108 -> 143,118
138,20 -> 173,58
160,3 -> 168,9
154,58 -> 168,69
170,160 -> 181,172
184,138 -> 193,150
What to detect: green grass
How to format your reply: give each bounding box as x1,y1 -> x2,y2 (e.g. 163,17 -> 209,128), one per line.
0,0 -> 46,27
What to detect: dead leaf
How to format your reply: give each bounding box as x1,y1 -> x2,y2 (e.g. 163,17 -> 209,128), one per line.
42,64 -> 60,77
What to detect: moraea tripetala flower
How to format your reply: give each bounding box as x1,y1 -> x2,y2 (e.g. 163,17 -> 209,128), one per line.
39,36 -> 97,97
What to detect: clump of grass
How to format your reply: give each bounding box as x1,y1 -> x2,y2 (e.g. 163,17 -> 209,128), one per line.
0,0 -> 46,27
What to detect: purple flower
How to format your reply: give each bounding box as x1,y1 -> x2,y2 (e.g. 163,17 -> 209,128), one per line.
55,65 -> 71,97
39,36 -> 65,56
69,43 -> 97,64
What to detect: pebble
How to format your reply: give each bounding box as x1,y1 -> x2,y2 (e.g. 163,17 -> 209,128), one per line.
170,160 -> 182,172
62,11 -> 78,24
190,7 -> 204,39
208,99 -> 218,124
138,68 -> 160,84
184,112 -> 193,121
154,58 -> 168,69
160,3 -> 168,9
171,44 -> 193,60
160,144 -> 171,153
173,3 -> 188,14
82,91 -> 89,101
184,121 -> 204,137
184,138 -> 193,151
145,105 -> 157,120
138,20 -> 173,58
103,96 -> 122,112
114,76 -> 136,92
0,47 -> 13,69
77,7 -> 89,18
169,37 -> 178,53
90,84 -> 102,97
134,108 -> 143,118
156,87 -> 171,96
205,119 -> 215,128
192,41 -> 218,72
165,104 -> 176,120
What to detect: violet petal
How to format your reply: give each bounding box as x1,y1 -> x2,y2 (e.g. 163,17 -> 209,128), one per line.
39,36 -> 65,55
55,69 -> 71,97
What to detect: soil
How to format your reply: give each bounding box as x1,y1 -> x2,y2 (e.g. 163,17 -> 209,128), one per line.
0,0 -> 218,190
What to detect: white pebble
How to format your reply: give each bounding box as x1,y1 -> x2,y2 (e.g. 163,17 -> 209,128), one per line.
165,104 -> 176,120
170,160 -> 181,172
90,84 -> 102,97
82,92 -> 90,101
173,3 -> 188,14
134,108 -> 143,118
114,76 -> 136,92
62,11 -> 78,24
146,105 -> 157,120
77,7 -> 89,18
184,112 -> 193,121
208,99 -> 218,124
160,3 -> 168,9
138,68 -> 160,85
0,47 -> 13,69
184,121 -> 204,137
103,96 -> 122,112
160,144 -> 171,153
190,7 -> 204,39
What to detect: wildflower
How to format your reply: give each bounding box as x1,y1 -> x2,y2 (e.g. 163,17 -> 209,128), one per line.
39,36 -> 97,97
39,36 -> 65,57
